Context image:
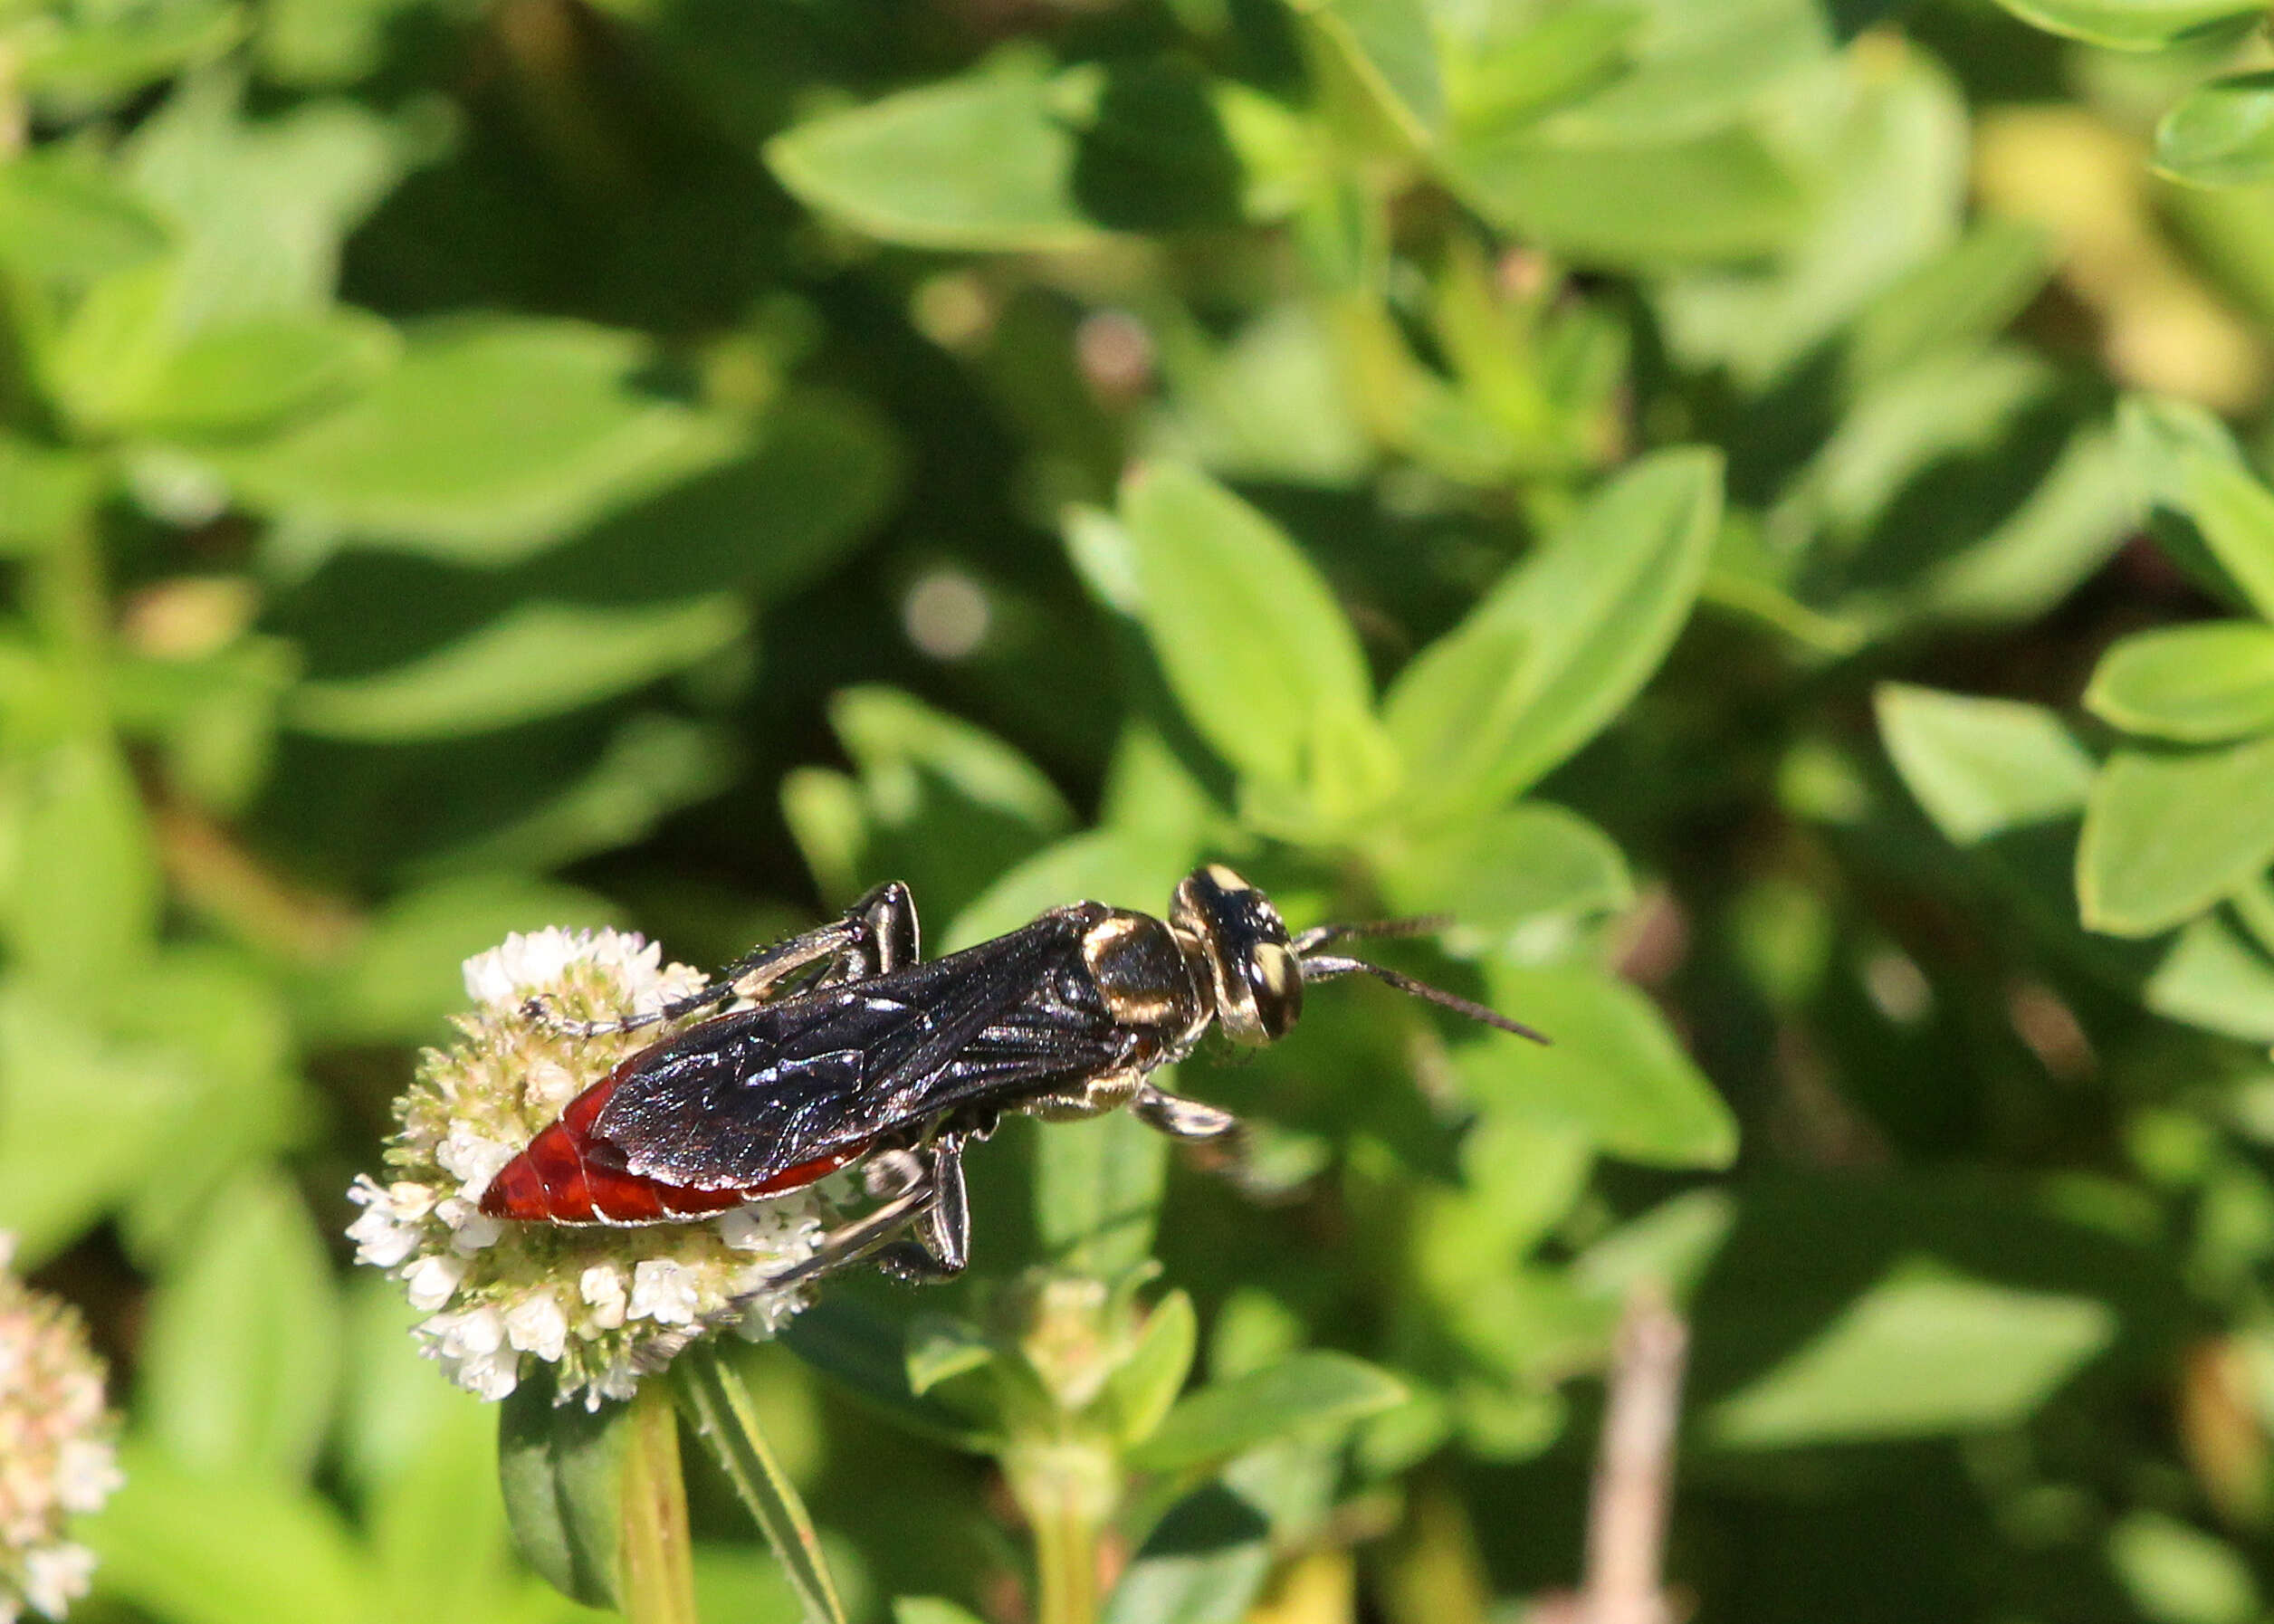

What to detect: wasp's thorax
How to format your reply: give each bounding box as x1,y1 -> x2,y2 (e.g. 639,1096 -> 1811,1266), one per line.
1170,865 -> 1303,1046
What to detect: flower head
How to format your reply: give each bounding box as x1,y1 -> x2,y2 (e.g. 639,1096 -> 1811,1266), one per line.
0,1235 -> 122,1622
351,928 -> 835,1408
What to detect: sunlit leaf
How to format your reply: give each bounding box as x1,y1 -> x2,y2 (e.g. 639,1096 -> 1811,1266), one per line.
1130,1352 -> 1405,1471
2086,623 -> 2274,742
1992,0 -> 2262,51
2078,736 -> 2274,937
1877,683 -> 2095,845
2155,71 -> 2274,188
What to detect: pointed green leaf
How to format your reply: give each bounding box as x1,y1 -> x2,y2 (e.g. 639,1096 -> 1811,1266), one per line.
139,1172 -> 339,1483
1101,1481 -> 1273,1624
1461,962 -> 1737,1168
2086,623 -> 2274,742
211,318 -> 745,560
1708,1264 -> 2113,1445
497,1372 -> 630,1610
285,597 -> 746,740
1128,1352 -> 1405,1471
767,56 -> 1102,251
1877,683 -> 2095,845
1992,0 -> 2262,51
2155,71 -> 2274,188
1033,1109 -> 1169,1278
2120,395 -> 2274,621
1107,1290 -> 1199,1449
905,1314 -> 996,1397
1120,461 -> 1393,816
2079,736 -> 2274,937
0,152 -> 170,283
676,1345 -> 851,1624
1385,449 -> 1722,818
1295,0 -> 1447,148
781,1295 -> 1004,1453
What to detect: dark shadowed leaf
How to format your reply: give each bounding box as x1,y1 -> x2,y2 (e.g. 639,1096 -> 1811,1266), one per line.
1101,1482 -> 1273,1624
497,1371 -> 628,1610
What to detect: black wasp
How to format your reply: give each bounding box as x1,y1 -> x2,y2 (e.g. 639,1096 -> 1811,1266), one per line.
483,865 -> 1544,1288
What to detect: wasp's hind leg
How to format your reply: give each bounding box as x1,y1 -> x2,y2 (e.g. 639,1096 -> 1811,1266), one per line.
876,1135 -> 970,1284
758,1148 -> 937,1292
526,881 -> 922,1037
1132,1082 -> 1241,1142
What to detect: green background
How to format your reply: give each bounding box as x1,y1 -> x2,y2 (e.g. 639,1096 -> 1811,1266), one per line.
16,0 -> 2274,1619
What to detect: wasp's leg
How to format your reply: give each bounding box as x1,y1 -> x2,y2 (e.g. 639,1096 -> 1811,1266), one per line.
1131,1082 -> 1242,1142
530,882 -> 923,1037
758,1149 -> 937,1292
876,1136 -> 970,1284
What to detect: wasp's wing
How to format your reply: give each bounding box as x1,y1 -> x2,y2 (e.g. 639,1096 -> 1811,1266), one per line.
593,910 -> 1128,1188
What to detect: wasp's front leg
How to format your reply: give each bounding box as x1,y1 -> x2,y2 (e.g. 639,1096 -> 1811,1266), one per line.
1132,1081 -> 1241,1142
528,881 -> 922,1037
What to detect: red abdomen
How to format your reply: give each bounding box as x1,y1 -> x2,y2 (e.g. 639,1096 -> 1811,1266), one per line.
481,1070 -> 855,1225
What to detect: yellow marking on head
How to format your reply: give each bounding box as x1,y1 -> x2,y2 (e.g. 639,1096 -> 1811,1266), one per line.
1205,863 -> 1250,892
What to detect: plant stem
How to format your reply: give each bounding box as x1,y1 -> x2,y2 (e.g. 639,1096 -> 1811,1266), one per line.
618,1379 -> 700,1624
1007,1440 -> 1113,1624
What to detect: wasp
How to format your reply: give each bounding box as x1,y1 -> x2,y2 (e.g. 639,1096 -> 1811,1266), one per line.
482,865 -> 1544,1288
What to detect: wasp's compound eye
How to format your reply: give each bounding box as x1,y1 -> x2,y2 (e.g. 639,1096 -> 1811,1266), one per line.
1172,865 -> 1301,1046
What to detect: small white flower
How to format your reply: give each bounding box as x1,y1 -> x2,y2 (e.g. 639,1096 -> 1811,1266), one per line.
355,930 -> 833,1406
48,1444 -> 118,1518
580,1264 -> 628,1330
630,1260 -> 700,1325
404,1255 -> 468,1313
18,1545 -> 91,1619
505,1294 -> 569,1362
0,1239 -> 119,1620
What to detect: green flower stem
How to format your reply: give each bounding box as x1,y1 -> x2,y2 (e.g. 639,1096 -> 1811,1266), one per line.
619,1380 -> 700,1624
1005,1438 -> 1115,1624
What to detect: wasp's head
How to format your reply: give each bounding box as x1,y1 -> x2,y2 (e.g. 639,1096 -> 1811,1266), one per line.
1171,865 -> 1303,1046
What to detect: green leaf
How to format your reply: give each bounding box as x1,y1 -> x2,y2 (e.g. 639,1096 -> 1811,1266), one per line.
675,1344 -> 852,1624
767,55 -> 1102,251
138,1171 -> 339,1483
896,1602 -> 989,1624
497,1371 -> 630,1610
1529,0 -> 1830,144
2079,736 -> 2274,937
296,874 -> 617,1044
781,1294 -> 1004,1453
2108,1513 -> 2260,1624
0,435 -> 103,554
0,984 -> 200,1266
1461,963 -> 1738,1168
124,77 -> 407,327
1120,461 -> 1393,817
2145,914 -> 2274,1042
119,309 -> 399,437
1295,0 -> 1448,148
1447,127 -> 1808,266
1708,1263 -> 2113,1445
1991,0 -> 2263,51
285,597 -> 743,740
91,1447 -> 373,1624
1383,448 -> 1722,818
1378,803 -> 1634,947
942,826 -> 1200,954
905,1315 -> 996,1397
0,734 -> 160,983
1101,1482 -> 1273,1624
1033,1110 -> 1170,1278
2155,71 -> 2274,188
2120,395 -> 2274,621
1877,683 -> 2095,845
0,152 -> 171,283
1107,1291 -> 1199,1449
1129,1352 -> 1406,1471
211,318 -> 745,560
2086,623 -> 2274,742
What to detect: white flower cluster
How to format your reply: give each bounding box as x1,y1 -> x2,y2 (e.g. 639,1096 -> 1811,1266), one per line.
350,928 -> 835,1408
0,1236 -> 121,1624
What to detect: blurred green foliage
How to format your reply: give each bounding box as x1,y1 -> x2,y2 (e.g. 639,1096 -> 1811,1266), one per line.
17,0 -> 2274,1619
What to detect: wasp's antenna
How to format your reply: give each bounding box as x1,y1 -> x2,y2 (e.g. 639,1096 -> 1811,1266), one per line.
1299,952 -> 1551,1045
1290,914 -> 1454,954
